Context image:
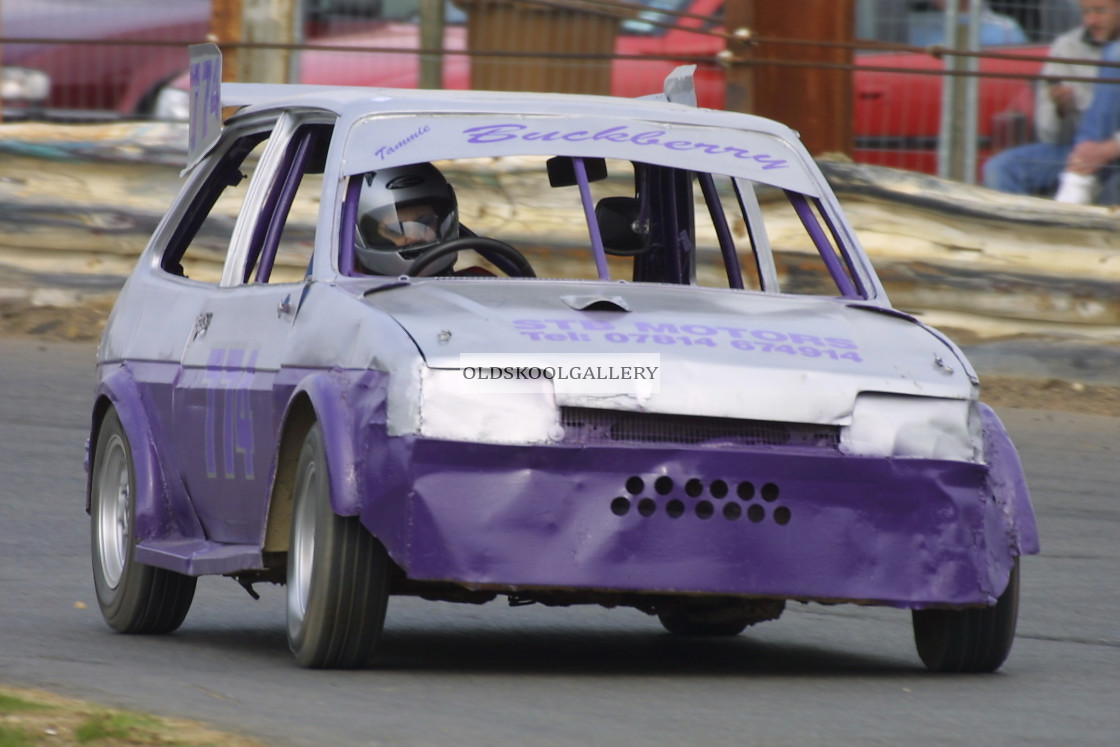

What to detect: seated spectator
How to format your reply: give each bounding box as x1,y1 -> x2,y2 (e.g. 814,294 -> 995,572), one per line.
909,0 -> 1030,47
983,0 -> 1120,204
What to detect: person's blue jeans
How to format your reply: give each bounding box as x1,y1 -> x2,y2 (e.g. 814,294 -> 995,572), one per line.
1077,40 -> 1120,143
984,41 -> 1120,203
983,141 -> 1069,196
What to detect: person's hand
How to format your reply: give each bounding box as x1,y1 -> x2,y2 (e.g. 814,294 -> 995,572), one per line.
1067,139 -> 1120,175
1048,84 -> 1077,117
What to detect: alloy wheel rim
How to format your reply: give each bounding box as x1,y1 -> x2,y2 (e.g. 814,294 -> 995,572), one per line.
287,461 -> 317,636
96,434 -> 129,590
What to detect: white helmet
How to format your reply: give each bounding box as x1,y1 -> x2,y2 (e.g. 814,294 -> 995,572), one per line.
354,163 -> 459,276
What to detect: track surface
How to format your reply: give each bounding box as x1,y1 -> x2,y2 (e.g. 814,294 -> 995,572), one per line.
2,339 -> 1118,746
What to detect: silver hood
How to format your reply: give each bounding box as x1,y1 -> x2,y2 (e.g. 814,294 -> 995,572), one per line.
366,280 -> 976,426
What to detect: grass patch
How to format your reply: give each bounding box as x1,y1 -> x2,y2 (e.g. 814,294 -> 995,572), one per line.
74,711 -> 160,743
0,694 -> 54,714
0,723 -> 37,747
0,686 -> 264,746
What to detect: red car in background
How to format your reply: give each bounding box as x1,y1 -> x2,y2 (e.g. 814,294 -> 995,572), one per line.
5,0 -> 1081,175
853,44 -> 1054,174
274,0 -> 1072,174
1,0 -> 210,120
0,0 -> 382,120
288,0 -> 729,107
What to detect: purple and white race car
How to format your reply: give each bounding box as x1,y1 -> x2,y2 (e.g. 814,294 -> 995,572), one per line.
87,46 -> 1038,670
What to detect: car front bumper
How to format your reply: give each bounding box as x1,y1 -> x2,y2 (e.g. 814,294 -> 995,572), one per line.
363,437 -> 1033,610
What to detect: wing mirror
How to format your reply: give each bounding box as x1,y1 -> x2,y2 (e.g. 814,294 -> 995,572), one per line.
595,196 -> 649,256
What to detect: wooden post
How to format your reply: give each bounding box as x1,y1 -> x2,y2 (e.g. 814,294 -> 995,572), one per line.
210,0 -> 298,84
419,0 -> 446,90
211,0 -> 243,83
457,0 -> 620,95
726,0 -> 854,158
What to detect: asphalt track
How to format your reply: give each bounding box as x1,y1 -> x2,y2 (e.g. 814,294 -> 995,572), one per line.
1,338 -> 1118,746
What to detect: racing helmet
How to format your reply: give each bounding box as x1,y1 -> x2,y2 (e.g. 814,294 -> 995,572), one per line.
354,163 -> 459,276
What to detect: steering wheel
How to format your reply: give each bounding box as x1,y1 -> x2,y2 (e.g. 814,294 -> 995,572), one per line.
405,237 -> 536,278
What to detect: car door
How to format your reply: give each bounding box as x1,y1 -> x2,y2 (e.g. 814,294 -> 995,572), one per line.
173,114 -> 333,545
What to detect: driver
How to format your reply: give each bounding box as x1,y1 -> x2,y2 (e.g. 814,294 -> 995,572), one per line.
353,162 -> 460,276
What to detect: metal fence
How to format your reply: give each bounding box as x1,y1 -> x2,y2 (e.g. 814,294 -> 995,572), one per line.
0,0 -> 1095,182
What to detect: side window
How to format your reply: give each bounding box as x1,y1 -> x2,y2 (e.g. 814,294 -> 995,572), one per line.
705,174 -> 864,298
160,132 -> 270,283
764,190 -> 862,297
159,122 -> 332,286
691,172 -> 759,291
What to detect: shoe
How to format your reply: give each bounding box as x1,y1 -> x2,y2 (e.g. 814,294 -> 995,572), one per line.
1054,171 -> 1097,205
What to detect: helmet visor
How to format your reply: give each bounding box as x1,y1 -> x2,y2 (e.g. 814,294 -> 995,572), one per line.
361,199 -> 458,249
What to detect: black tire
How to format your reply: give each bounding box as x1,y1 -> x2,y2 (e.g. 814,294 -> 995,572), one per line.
286,423 -> 390,669
658,607 -> 753,637
90,409 -> 196,634
912,559 -> 1020,673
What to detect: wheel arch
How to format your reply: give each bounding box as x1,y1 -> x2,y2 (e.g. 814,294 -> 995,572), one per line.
263,373 -> 363,555
89,369 -> 206,542
262,393 -> 316,554
980,403 -> 1040,558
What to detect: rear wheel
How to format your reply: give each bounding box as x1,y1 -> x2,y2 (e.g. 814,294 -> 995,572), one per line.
912,560 -> 1020,673
90,409 -> 196,633
286,423 -> 390,669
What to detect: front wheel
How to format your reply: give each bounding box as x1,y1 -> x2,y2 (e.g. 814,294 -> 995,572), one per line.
912,560 -> 1020,673
287,423 -> 390,669
90,408 -> 196,633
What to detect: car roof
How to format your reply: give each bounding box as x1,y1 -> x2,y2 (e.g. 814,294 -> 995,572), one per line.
186,46 -> 825,196
217,81 -> 821,196
223,81 -> 801,140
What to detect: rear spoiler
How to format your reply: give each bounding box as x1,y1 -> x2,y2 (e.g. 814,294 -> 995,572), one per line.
183,43 -> 223,176
184,43 -> 336,174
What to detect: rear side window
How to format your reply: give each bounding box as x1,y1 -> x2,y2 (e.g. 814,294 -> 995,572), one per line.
159,132 -> 270,283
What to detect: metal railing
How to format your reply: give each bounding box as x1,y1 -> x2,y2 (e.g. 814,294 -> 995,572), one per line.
0,0 -> 1104,184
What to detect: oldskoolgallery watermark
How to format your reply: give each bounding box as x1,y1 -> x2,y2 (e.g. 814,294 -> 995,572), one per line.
456,354 -> 661,394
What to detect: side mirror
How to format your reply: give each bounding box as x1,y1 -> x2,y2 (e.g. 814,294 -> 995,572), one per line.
595,196 -> 648,255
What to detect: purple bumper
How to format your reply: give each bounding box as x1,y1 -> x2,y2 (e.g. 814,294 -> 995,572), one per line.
363,436 -> 1034,610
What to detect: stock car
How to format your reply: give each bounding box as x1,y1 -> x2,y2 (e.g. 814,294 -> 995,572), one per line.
87,45 -> 1038,670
